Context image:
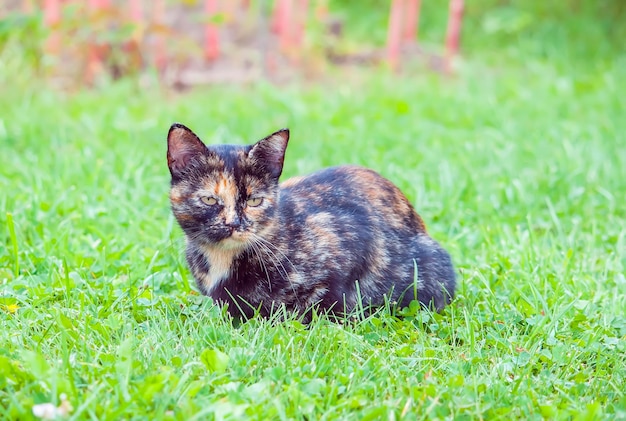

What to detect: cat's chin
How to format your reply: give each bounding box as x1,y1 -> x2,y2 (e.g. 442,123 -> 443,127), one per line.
214,235 -> 250,251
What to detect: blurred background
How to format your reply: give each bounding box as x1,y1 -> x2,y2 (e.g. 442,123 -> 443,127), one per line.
1,0 -> 625,89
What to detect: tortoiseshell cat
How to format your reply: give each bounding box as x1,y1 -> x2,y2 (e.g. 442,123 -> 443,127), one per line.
167,123 -> 455,321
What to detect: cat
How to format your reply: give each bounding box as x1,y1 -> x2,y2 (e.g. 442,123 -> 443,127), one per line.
167,123 -> 456,321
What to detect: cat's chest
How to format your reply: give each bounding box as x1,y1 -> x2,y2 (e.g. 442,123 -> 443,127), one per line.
196,245 -> 242,292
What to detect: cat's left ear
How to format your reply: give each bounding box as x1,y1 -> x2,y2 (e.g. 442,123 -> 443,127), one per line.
249,129 -> 289,179
167,123 -> 208,178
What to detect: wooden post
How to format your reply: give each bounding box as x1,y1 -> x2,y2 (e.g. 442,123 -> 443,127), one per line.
403,0 -> 420,43
130,0 -> 142,23
444,0 -> 464,72
386,0 -> 404,71
43,0 -> 62,55
272,0 -> 288,34
153,0 -> 167,71
278,0 -> 293,52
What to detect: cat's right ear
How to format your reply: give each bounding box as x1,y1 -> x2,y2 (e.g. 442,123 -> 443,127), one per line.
167,123 -> 208,178
249,129 -> 289,179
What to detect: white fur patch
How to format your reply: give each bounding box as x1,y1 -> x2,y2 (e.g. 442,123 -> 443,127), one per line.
198,244 -> 243,293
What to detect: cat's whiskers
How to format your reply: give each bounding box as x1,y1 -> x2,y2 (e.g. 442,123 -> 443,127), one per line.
250,238 -> 291,283
251,234 -> 300,274
248,232 -> 303,302
249,233 -> 298,274
251,238 -> 301,304
249,241 -> 272,292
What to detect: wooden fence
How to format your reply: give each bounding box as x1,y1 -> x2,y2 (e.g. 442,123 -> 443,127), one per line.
3,0 -> 465,85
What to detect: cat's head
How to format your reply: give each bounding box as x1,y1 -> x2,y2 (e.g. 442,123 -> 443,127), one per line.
167,123 -> 289,250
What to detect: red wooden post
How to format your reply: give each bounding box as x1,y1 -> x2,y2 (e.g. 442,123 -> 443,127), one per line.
444,0 -> 464,72
403,0 -> 420,43
272,0 -> 289,34
386,0 -> 404,71
130,0 -> 142,23
153,0 -> 167,71
273,0 -> 308,54
278,0 -> 293,52
204,0 -> 220,61
43,0 -> 62,54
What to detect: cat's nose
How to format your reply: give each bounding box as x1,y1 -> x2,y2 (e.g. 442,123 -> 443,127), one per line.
225,215 -> 243,231
225,223 -> 241,231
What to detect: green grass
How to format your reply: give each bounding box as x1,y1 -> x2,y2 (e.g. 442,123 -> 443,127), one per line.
2,39 -> 626,421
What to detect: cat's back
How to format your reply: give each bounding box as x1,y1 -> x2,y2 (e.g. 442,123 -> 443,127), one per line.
279,165 -> 427,234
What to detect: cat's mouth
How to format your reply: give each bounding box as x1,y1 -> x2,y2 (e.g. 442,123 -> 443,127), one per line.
199,224 -> 254,250
217,230 -> 251,250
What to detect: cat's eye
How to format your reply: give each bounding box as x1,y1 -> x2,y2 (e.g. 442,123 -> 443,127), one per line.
200,196 -> 218,206
247,197 -> 263,207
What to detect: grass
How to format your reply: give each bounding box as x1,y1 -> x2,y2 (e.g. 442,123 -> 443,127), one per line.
1,26 -> 626,421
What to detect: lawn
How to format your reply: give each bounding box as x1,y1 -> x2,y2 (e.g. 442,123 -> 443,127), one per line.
1,11 -> 626,421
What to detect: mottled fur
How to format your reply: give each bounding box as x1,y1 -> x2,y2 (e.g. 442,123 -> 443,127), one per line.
167,123 -> 455,320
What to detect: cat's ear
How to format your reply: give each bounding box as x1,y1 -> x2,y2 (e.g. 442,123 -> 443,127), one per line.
248,129 -> 289,179
167,123 -> 208,178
